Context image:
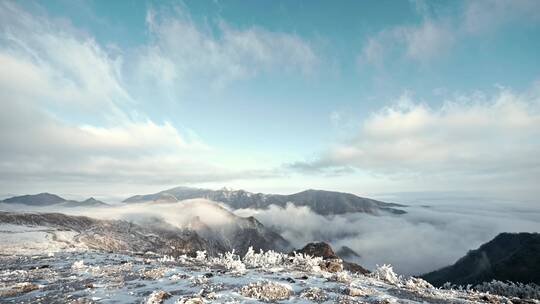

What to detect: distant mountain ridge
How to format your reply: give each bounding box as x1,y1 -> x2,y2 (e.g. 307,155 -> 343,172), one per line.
422,232 -> 540,286
124,186 -> 406,215
0,203 -> 291,256
1,193 -> 109,207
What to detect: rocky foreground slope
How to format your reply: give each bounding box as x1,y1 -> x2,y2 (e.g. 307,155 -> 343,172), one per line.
1,247 -> 539,303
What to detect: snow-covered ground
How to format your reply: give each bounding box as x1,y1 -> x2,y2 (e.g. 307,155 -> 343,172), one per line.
1,248 -> 538,303
0,224 -> 84,255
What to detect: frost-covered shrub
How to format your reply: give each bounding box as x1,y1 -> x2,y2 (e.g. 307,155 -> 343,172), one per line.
289,252 -> 323,272
243,247 -> 285,269
370,264 -> 401,285
210,250 -> 246,273
474,280 -> 540,300
223,250 -> 246,273
370,265 -> 434,291
242,247 -> 325,273
195,250 -> 207,262
176,254 -> 189,263
157,255 -> 175,263
240,281 -> 292,302
403,277 -> 434,290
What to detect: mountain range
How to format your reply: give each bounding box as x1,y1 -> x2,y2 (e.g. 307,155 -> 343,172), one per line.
0,200 -> 291,257
1,193 -> 108,208
422,232 -> 540,286
1,188 -> 538,289
124,186 -> 406,215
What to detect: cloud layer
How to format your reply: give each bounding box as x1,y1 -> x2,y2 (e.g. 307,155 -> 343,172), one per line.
0,2 -> 314,193
135,5 -> 318,91
290,86 -> 540,198
359,0 -> 540,64
235,198 -> 540,275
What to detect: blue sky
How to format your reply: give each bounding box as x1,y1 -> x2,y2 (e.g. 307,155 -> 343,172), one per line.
1,0 -> 539,200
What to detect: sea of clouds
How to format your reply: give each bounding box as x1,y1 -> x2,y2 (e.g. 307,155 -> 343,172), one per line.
234,195 -> 540,275
2,194 -> 539,276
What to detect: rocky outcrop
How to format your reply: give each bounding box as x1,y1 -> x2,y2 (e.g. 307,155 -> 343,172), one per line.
294,242 -> 339,259
292,242 -> 370,274
240,281 -> 292,302
145,290 -> 171,304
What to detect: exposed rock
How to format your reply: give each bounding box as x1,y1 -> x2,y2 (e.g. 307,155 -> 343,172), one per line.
140,267 -> 168,279
334,296 -> 367,304
0,282 -> 40,297
329,271 -> 352,283
146,290 -> 171,304
240,281 -> 292,302
176,297 -> 204,304
285,277 -> 295,283
300,287 -> 328,302
345,286 -> 369,297
15,282 -> 40,293
294,242 -> 338,260
293,242 -> 370,274
320,259 -> 344,273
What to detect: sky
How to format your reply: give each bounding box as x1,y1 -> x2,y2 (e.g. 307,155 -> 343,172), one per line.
0,0 -> 539,201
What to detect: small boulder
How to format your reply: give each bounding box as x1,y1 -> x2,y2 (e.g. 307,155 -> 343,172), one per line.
300,287 -> 328,302
0,282 -> 40,296
320,259 -> 344,273
344,287 -> 369,297
146,290 -> 171,304
176,297 -> 204,304
240,281 -> 292,302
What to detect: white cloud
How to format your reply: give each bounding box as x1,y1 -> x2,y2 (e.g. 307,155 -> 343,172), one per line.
0,2 -> 130,118
0,2 -> 276,193
291,85 -> 540,198
359,37 -> 385,65
235,199 -> 540,275
463,0 -> 540,34
360,0 -> 540,64
359,19 -> 454,64
135,6 -> 318,90
398,20 -> 455,60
